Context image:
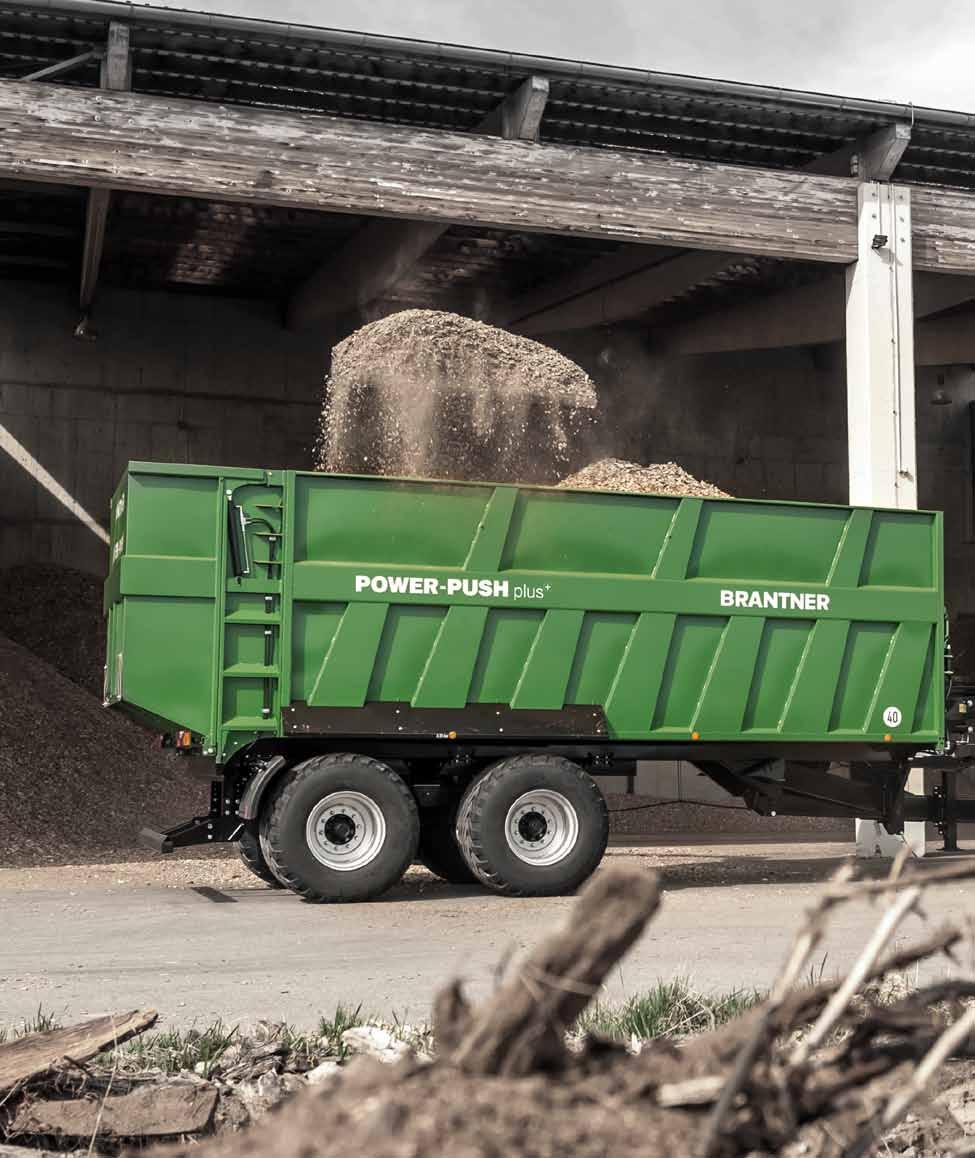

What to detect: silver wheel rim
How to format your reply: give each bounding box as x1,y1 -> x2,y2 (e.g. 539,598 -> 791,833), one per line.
305,791 -> 387,872
504,789 -> 579,866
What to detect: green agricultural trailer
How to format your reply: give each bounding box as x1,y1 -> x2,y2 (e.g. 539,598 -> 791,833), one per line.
105,462 -> 975,901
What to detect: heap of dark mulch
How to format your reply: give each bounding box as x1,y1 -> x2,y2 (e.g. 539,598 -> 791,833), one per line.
0,633 -> 205,866
0,564 -> 106,697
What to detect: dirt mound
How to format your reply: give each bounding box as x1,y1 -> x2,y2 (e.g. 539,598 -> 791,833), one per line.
0,633 -> 206,866
318,309 -> 597,483
0,564 -> 106,697
559,458 -> 729,498
152,864 -> 975,1158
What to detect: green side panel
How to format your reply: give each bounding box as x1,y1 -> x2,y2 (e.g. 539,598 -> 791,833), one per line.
827,509 -> 873,588
511,609 -> 585,710
412,606 -> 489,708
912,636 -> 938,734
501,490 -> 678,575
309,602 -> 388,707
469,609 -> 545,703
653,500 -> 703,580
781,620 -> 851,735
125,472 -> 219,560
688,502 -> 848,582
604,612 -> 676,733
873,622 -> 934,736
291,602 -> 344,703
829,622 -> 898,733
859,511 -> 936,589
294,475 -> 494,566
120,596 -> 214,734
465,487 -> 518,571
564,613 -> 638,706
367,606 -> 446,701
694,616 -> 767,735
742,620 -> 815,732
652,616 -> 728,731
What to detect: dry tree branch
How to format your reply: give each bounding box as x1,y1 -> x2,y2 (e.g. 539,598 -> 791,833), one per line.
699,861 -> 858,1158
824,859 -> 975,902
790,885 -> 922,1066
845,1003 -> 975,1158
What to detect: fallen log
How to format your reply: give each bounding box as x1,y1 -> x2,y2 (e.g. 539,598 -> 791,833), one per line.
11,1078 -> 217,1139
450,865 -> 660,1076
0,1010 -> 157,1094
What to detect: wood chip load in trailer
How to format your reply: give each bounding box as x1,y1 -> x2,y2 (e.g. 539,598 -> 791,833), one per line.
104,463 -> 975,900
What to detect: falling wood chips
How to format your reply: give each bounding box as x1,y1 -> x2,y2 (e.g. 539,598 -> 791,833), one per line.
153,859 -> 975,1158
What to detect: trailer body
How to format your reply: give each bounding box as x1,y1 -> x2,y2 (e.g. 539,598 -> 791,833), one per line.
106,462 -> 945,761
105,463 -> 973,896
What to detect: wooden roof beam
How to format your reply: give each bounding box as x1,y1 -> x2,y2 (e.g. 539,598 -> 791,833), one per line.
0,79 -> 886,263
500,129 -> 918,339
287,76 -> 550,331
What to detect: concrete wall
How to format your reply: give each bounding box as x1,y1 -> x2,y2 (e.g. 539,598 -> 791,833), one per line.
0,280 -> 332,576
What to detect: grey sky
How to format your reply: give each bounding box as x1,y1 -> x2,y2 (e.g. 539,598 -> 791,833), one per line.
143,0 -> 975,112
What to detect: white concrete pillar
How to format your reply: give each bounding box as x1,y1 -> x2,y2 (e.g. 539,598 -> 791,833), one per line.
846,182 -> 924,857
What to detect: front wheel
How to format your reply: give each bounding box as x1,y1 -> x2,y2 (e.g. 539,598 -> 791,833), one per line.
260,754 -> 420,902
456,755 -> 608,896
237,829 -> 283,888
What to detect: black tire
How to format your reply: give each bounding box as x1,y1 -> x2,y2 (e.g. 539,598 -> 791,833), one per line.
261,753 -> 420,902
456,754 -> 608,896
237,829 -> 284,888
418,799 -> 478,885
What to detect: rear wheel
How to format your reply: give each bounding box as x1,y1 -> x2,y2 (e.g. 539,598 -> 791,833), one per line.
261,753 -> 420,902
418,797 -> 477,885
237,829 -> 283,888
456,754 -> 608,896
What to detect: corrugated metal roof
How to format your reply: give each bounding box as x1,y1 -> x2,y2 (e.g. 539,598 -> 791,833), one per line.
3,0 -> 975,189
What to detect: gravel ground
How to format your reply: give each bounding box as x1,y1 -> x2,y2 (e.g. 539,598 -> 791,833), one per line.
558,457 -> 729,497
0,841 -> 858,894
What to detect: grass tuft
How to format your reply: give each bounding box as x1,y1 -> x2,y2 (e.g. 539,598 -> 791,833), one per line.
578,979 -> 765,1042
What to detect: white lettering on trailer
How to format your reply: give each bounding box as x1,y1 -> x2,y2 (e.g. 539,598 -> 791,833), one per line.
720,588 -> 830,612
354,575 -> 514,600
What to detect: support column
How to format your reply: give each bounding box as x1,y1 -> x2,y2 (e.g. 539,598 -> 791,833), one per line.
846,182 -> 924,857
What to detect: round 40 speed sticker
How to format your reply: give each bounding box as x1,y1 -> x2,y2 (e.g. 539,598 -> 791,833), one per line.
882,706 -> 903,729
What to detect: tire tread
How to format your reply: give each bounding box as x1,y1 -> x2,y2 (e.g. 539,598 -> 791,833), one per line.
261,753 -> 418,902
456,754 -> 607,897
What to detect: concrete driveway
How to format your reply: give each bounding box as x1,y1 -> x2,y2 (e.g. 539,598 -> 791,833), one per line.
1,842 -> 971,1028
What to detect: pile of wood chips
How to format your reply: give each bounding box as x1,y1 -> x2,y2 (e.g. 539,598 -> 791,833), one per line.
559,457 -> 729,498
5,859 -> 975,1156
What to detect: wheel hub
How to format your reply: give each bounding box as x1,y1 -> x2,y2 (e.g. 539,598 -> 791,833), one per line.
305,791 -> 387,872
323,814 -> 356,846
505,789 -> 579,866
